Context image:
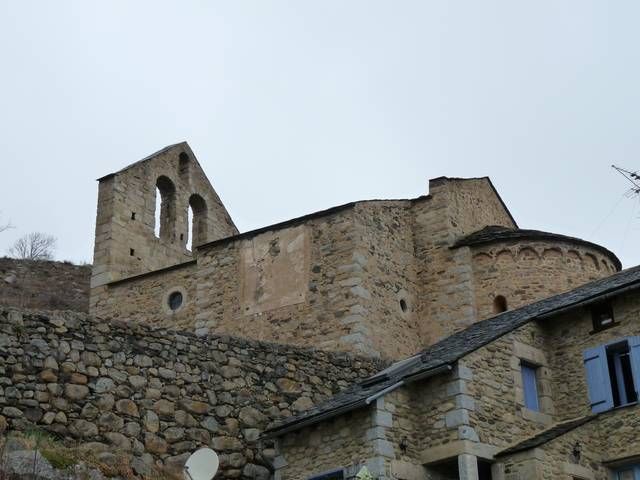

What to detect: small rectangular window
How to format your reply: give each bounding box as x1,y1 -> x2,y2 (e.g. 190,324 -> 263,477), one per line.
591,302 -> 615,331
521,363 -> 540,411
131,212 -> 136,220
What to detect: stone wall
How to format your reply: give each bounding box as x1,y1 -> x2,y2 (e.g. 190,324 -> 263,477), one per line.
353,202 -> 422,359
103,200 -> 426,359
469,239 -> 618,320
0,307 -> 383,479
94,177 -> 527,361
0,258 -> 90,312
193,200 -> 431,359
90,159 -> 621,363
194,205 -> 366,353
276,408 -> 375,480
411,178 -> 516,347
93,262 -> 198,329
463,323 -> 553,449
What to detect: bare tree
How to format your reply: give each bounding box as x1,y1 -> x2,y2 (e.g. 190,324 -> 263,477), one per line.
0,212 -> 13,234
9,232 -> 57,260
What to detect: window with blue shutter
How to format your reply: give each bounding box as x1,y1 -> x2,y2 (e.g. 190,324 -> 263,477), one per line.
583,337 -> 640,413
521,363 -> 540,411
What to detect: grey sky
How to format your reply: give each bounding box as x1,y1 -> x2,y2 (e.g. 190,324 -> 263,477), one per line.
1,1 -> 639,267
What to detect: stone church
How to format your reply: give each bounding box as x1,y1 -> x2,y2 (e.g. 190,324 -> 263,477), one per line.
85,142 -> 640,480
0,142 -> 638,480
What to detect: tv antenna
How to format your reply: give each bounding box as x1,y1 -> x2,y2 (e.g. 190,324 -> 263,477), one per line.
183,448 -> 219,480
612,165 -> 640,197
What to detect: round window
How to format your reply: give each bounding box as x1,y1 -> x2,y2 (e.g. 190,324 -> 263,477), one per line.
168,291 -> 183,311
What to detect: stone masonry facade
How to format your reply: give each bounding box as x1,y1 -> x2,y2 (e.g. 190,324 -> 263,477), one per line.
89,144 -> 619,360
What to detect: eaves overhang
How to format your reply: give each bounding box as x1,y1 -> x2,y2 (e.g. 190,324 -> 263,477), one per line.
452,225 -> 621,271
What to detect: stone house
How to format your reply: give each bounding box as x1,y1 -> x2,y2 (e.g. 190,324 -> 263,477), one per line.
265,263 -> 640,480
61,142 -> 636,479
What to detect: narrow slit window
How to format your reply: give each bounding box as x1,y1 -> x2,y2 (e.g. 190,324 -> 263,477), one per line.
187,194 -> 207,249
521,362 -> 540,411
493,295 -> 508,314
154,187 -> 161,237
155,176 -> 177,240
179,152 -> 190,175
187,203 -> 194,250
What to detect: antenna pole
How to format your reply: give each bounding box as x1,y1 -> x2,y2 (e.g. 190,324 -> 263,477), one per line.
612,165 -> 640,195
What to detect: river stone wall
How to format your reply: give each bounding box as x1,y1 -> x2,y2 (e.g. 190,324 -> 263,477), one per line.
0,307 -> 384,479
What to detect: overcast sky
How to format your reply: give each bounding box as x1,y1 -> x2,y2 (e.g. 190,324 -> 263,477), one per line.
1,1 -> 639,267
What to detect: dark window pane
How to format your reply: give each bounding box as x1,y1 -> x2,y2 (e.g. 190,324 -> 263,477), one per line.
592,303 -> 614,330
168,291 -> 183,311
607,353 -> 622,406
521,364 -> 540,411
620,353 -> 638,404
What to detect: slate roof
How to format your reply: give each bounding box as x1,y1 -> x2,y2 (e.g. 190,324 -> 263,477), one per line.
453,225 -> 621,270
496,415 -> 595,456
265,264 -> 640,437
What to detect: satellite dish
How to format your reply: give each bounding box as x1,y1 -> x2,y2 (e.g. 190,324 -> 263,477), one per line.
184,448 -> 219,480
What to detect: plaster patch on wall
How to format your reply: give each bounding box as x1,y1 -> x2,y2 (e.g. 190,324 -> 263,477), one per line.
239,225 -> 310,315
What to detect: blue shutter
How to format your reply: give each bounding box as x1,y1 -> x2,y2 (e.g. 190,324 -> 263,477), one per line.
583,345 -> 614,413
521,364 -> 539,411
628,336 -> 640,400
